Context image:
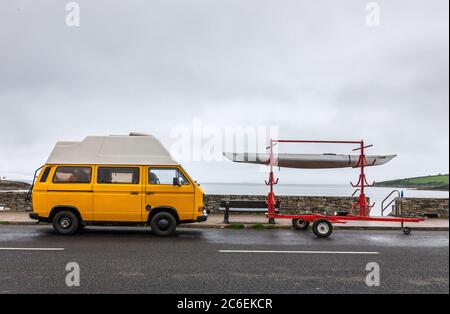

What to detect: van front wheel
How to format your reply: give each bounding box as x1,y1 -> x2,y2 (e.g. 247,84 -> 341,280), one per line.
150,212 -> 177,236
53,211 -> 79,235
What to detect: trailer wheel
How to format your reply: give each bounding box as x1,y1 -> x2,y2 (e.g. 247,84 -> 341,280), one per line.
402,227 -> 411,235
312,219 -> 333,238
292,219 -> 310,230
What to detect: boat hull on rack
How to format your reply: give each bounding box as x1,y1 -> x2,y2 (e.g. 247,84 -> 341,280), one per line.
223,153 -> 396,169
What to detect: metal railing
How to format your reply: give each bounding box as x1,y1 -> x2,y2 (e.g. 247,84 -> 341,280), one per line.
25,165 -> 44,203
381,190 -> 401,216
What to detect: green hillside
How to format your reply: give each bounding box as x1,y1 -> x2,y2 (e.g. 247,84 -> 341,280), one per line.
376,174 -> 449,191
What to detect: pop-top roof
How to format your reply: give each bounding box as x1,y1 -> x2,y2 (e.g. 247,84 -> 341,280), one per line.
47,134 -> 178,165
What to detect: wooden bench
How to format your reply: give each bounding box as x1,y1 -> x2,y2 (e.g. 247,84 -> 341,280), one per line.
219,199 -> 281,224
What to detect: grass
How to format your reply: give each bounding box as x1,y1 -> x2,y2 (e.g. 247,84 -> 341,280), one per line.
252,223 -> 277,230
0,221 -> 10,225
252,223 -> 265,230
404,175 -> 449,185
229,223 -> 277,230
229,224 -> 245,230
376,174 -> 449,191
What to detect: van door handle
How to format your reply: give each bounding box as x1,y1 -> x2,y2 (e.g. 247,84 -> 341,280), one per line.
146,192 -> 155,195
130,192 -> 139,195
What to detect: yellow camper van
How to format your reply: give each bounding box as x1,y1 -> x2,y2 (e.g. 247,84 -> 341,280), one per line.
29,134 -> 207,236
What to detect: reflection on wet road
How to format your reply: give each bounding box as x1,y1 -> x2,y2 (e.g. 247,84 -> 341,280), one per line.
0,225 -> 448,294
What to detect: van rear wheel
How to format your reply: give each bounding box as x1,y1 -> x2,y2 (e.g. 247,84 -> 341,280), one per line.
150,212 -> 177,236
53,211 -> 79,235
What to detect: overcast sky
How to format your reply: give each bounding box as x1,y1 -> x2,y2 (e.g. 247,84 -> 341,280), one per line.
0,0 -> 448,185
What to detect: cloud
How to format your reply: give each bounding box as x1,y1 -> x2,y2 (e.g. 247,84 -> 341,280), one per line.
0,0 -> 448,184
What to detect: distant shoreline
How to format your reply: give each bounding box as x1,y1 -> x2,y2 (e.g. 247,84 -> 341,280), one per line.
0,180 -> 31,191
375,174 -> 449,192
375,185 -> 449,192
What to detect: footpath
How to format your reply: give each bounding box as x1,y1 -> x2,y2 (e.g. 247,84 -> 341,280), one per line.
0,212 -> 448,231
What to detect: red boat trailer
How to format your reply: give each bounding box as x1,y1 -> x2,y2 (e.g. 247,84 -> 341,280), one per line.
265,139 -> 425,238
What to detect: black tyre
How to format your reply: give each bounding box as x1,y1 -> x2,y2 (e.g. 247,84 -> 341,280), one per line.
150,212 -> 177,236
402,227 -> 411,235
53,211 -> 79,235
312,219 -> 333,238
292,219 -> 310,230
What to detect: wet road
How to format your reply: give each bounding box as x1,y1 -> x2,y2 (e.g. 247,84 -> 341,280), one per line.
0,225 -> 448,294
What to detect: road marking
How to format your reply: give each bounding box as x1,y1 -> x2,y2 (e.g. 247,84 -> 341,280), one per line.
0,248 -> 65,251
219,250 -> 379,255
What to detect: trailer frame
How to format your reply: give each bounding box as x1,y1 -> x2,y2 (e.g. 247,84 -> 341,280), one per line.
265,139 -> 425,237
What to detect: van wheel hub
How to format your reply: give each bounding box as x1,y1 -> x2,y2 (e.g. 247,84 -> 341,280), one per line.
158,219 -> 170,231
59,218 -> 72,229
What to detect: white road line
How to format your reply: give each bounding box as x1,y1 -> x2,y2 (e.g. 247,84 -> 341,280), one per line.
219,250 -> 379,255
0,248 -> 65,251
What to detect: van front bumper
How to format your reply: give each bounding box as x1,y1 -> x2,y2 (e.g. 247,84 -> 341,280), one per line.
197,215 -> 208,223
196,210 -> 209,222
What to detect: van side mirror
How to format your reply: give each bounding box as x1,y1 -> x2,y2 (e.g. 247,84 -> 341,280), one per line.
173,177 -> 181,187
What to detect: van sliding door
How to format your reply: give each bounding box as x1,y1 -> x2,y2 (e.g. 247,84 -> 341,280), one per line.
93,166 -> 143,222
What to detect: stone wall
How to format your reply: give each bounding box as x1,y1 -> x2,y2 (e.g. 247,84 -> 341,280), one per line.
1,192 -> 448,219
0,192 -> 31,212
0,192 -> 362,215
205,194 -> 360,215
394,197 -> 449,218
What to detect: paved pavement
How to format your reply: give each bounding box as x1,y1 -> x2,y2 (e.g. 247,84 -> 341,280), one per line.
188,214 -> 449,230
0,225 -> 448,294
1,212 -> 449,230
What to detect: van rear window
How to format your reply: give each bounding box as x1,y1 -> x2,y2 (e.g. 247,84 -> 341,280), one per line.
53,166 -> 92,183
97,167 -> 140,184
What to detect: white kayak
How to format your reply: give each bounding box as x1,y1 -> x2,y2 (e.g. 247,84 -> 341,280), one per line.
223,152 -> 397,169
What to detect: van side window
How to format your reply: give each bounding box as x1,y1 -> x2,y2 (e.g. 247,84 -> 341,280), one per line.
98,167 -> 140,184
53,166 -> 92,183
149,168 -> 189,185
40,166 -> 52,183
